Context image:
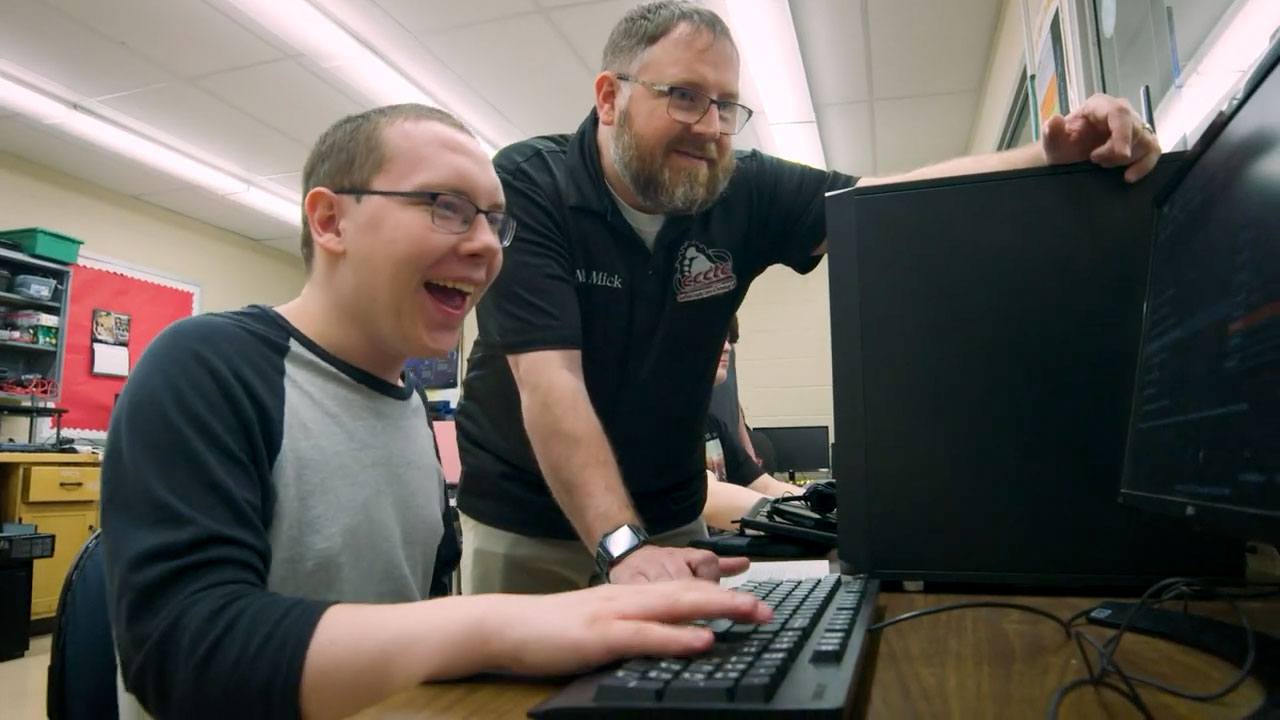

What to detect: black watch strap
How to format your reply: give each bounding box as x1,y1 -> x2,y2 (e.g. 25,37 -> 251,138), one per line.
595,523 -> 648,578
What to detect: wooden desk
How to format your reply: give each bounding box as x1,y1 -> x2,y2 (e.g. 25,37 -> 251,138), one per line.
0,452 -> 102,619
357,591 -> 1277,719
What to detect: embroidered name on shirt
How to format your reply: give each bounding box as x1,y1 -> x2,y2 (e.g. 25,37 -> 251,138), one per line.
575,269 -> 623,289
674,240 -> 737,302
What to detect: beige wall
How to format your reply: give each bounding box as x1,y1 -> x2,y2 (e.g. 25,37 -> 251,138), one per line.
0,152 -> 305,312
735,261 -> 834,438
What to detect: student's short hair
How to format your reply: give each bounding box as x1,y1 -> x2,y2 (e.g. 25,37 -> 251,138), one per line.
728,314 -> 739,345
300,104 -> 473,271
600,0 -> 735,73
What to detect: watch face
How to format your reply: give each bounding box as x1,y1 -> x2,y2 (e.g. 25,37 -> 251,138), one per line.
603,525 -> 641,558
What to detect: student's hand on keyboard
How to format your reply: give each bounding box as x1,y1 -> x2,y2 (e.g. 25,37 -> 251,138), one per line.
496,580 -> 772,676
608,545 -> 750,584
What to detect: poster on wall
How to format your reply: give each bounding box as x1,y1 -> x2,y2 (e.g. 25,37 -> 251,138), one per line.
1035,2 -> 1071,122
90,308 -> 132,377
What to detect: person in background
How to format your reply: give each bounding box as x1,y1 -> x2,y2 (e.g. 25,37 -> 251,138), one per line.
704,332 -> 799,530
454,0 -> 1163,594
708,314 -> 758,462
101,103 -> 769,720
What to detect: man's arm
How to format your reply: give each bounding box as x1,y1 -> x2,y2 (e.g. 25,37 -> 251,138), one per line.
813,94 -> 1163,254
508,348 -> 637,549
703,471 -> 769,532
747,473 -> 799,498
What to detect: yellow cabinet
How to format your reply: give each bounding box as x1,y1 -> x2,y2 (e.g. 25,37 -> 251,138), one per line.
0,454 -> 102,620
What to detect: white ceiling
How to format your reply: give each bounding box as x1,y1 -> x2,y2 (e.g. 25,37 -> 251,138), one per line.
0,0 -> 1002,255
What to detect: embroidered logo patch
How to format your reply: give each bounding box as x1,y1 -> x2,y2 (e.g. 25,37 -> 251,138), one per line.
674,241 -> 737,302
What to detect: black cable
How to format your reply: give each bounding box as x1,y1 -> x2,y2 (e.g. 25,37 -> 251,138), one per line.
1047,677 -> 1154,720
870,601 -> 1071,637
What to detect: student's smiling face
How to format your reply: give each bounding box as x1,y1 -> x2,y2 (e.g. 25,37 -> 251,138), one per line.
334,120 -> 505,360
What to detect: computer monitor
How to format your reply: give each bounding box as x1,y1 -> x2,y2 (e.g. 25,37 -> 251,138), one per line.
754,426 -> 830,480
404,344 -> 461,390
1118,39 -> 1280,546
826,125 -> 1243,588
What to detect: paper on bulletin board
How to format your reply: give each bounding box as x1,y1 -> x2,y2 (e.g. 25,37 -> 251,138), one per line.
90,342 -> 130,377
1033,0 -> 1070,121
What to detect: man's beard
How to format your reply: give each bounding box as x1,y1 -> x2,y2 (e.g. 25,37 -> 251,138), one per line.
610,107 -> 736,215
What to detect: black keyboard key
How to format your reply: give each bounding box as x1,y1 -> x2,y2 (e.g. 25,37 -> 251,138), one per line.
686,661 -> 719,675
620,659 -> 657,673
706,618 -> 734,638
735,675 -> 775,703
664,679 -> 736,703
810,642 -> 844,663
594,677 -> 665,702
725,622 -> 758,640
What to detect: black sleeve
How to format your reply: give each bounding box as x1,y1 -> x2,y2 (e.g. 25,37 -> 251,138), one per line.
417,391 -> 460,598
709,414 -> 766,487
101,315 -> 332,720
745,151 -> 858,274
477,149 -> 581,353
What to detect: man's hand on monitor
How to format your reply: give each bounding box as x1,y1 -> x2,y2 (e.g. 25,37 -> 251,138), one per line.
609,544 -> 749,584
1041,93 -> 1162,183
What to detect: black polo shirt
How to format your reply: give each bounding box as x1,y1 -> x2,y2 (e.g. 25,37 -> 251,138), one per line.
455,109 -> 856,540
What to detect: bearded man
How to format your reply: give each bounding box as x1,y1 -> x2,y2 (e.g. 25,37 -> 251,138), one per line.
454,1 -> 1163,594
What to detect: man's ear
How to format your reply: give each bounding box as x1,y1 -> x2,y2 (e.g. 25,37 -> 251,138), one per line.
595,72 -> 621,127
305,187 -> 348,260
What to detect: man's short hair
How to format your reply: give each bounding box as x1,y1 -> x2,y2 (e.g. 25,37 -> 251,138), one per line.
299,104 -> 473,270
600,0 -> 735,73
728,314 -> 739,345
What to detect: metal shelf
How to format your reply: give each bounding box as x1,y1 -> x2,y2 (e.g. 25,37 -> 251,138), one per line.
0,340 -> 57,353
0,290 -> 60,312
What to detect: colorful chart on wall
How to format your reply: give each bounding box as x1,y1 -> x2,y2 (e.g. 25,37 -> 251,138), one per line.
55,255 -> 199,437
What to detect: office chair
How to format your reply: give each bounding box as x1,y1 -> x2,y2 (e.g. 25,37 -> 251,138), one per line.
46,529 -> 118,720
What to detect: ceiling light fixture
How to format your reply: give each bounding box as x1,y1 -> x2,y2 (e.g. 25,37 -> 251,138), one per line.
713,0 -> 826,169
223,0 -> 499,156
0,73 -> 300,225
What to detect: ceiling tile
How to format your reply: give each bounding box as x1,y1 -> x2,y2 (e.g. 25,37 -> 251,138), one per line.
0,0 -> 171,97
260,237 -> 303,256
548,0 -> 638,72
792,0 -> 870,105
137,187 -> 299,240
873,91 -> 978,176
372,0 -> 537,34
262,172 -> 304,196
429,15 -> 596,136
536,0 -> 601,6
0,117 -> 190,196
867,0 -> 1002,99
101,83 -> 309,177
199,60 -> 364,145
41,0 -> 284,79
816,101 -> 875,177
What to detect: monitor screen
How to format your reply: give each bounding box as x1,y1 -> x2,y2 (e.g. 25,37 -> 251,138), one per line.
1119,46 -> 1280,542
404,345 -> 461,390
755,426 -> 830,473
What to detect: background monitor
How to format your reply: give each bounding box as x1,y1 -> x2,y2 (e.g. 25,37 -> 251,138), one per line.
1118,41 -> 1280,545
754,426 -> 830,480
404,344 -> 461,390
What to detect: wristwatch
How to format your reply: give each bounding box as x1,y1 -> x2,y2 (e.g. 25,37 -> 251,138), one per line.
595,523 -> 649,579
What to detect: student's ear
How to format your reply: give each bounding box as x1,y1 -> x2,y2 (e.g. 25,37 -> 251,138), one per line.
305,187 -> 348,261
595,72 -> 622,127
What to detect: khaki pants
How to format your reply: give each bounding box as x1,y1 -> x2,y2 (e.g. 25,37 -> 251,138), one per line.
459,513 -> 709,595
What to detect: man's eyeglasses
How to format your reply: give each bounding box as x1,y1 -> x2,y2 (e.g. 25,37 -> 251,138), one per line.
615,74 -> 754,135
331,189 -> 516,247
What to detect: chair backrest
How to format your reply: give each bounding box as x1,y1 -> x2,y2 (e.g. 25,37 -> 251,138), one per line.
46,529 -> 118,720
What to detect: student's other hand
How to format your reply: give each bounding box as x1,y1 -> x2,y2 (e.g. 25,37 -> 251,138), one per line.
495,580 -> 773,676
608,544 -> 749,584
1041,93 -> 1162,183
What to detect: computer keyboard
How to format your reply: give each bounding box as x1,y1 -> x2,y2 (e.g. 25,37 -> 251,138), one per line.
528,574 -> 879,719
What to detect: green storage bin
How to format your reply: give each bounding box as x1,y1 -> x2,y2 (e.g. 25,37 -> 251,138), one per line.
0,227 -> 83,264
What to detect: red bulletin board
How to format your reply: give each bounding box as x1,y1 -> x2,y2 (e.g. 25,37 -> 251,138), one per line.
56,262 -> 196,433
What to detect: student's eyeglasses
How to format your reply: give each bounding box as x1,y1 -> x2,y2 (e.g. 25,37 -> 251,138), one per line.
615,74 -> 754,135
331,189 -> 516,247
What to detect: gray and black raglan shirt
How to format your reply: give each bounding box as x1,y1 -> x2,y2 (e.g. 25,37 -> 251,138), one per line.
101,305 -> 456,720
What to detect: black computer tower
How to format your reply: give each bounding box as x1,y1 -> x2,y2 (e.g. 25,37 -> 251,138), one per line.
828,155 -> 1245,588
